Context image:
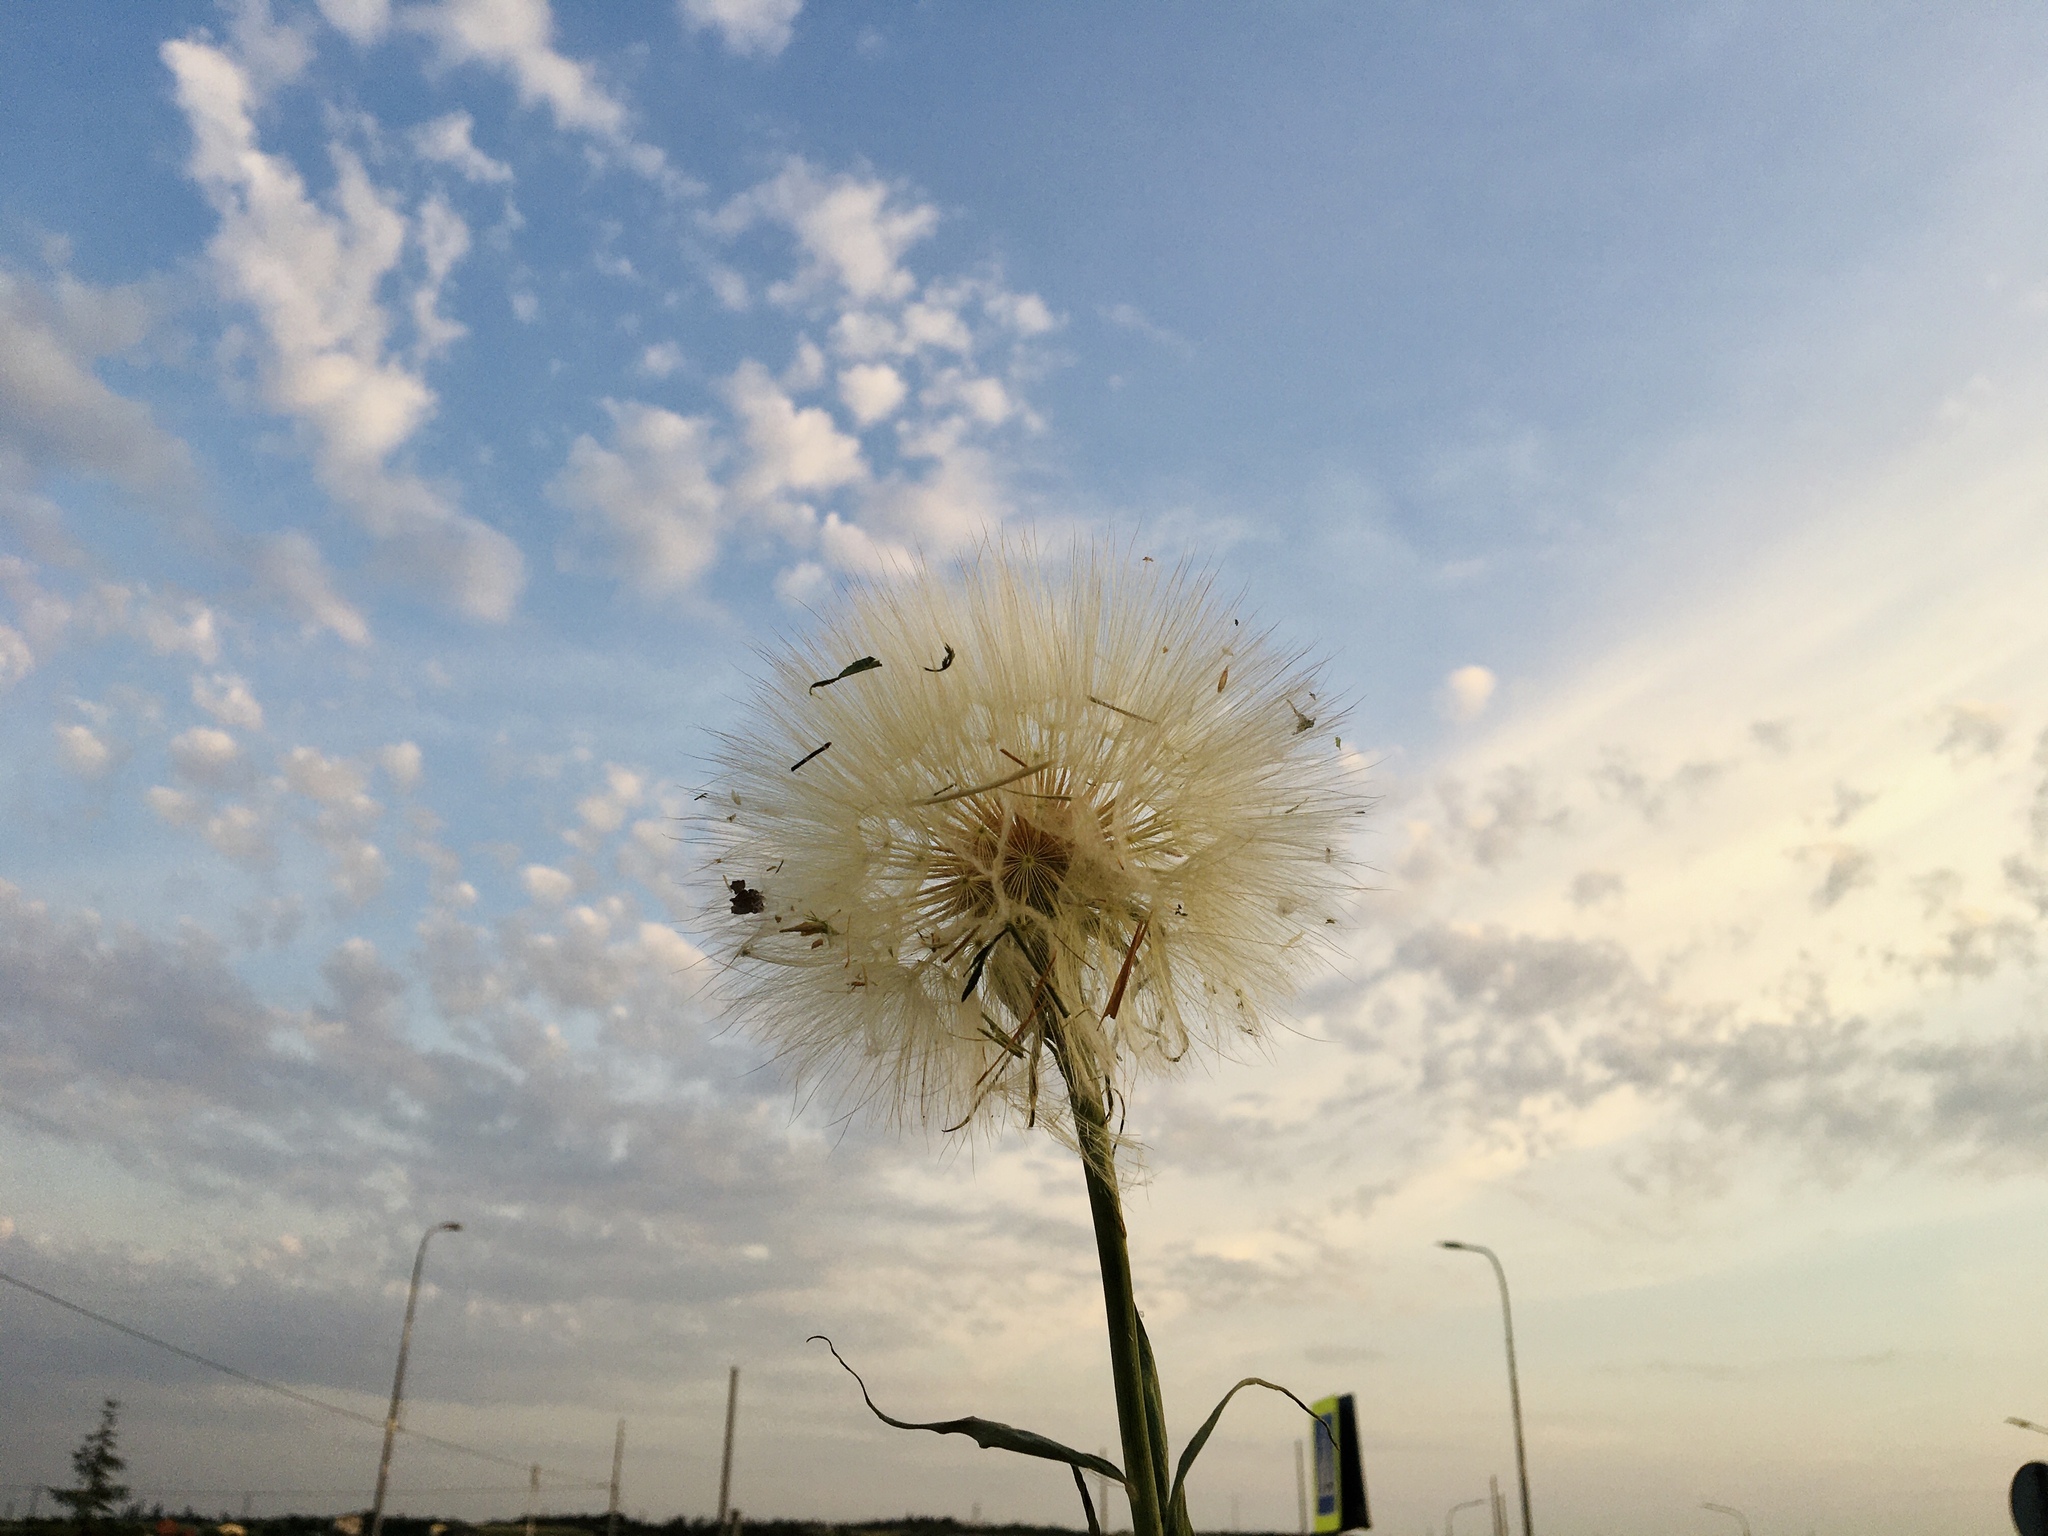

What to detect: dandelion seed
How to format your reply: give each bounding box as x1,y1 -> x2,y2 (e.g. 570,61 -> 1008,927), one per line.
707,540 -> 1362,1143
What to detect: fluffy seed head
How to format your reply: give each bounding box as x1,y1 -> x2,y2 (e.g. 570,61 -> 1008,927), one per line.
706,543 -> 1363,1142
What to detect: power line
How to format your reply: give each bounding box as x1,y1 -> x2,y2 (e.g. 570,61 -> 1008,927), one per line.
0,1268 -> 607,1490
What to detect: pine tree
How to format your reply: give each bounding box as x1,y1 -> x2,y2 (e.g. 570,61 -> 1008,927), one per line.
50,1399 -> 128,1533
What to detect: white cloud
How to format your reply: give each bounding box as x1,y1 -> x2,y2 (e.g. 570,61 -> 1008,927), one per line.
254,532 -> 371,646
1100,300 -> 1192,357
985,288 -> 1057,337
329,837 -> 388,905
837,362 -> 904,426
523,863 -> 576,904
781,337 -> 825,392
54,723 -> 113,777
409,0 -> 673,188
575,764 -> 645,838
316,0 -> 392,44
410,193 -> 472,357
0,622 -> 32,690
163,34 -> 525,621
146,785 -> 201,827
379,741 -> 422,791
714,159 -> 937,306
170,726 -> 242,784
637,341 -> 684,378
0,266 -> 194,496
678,0 -> 802,58
728,359 -> 864,504
134,594 -> 221,664
193,673 -> 264,731
1442,663 -> 1498,721
549,400 -> 727,595
410,110 -> 513,184
772,559 -> 829,606
279,745 -> 368,805
205,802 -> 277,868
898,299 -> 971,354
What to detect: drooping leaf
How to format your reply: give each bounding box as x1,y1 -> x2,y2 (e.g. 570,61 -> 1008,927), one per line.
809,1336 -> 1126,1485
809,656 -> 882,691
1072,1466 -> 1101,1536
1166,1375 -> 1322,1523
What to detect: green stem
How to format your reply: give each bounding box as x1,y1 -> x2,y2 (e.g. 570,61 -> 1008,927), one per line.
1053,1036 -> 1167,1536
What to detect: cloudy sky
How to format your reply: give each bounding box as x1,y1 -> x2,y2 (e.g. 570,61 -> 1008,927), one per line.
6,3 -> 2048,1532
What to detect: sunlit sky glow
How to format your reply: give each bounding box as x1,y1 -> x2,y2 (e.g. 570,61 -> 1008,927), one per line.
6,4 -> 2048,1533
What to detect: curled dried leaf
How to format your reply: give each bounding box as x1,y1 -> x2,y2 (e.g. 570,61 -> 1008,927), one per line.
810,656 -> 882,692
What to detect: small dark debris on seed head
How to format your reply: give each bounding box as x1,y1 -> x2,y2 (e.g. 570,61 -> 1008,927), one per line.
728,879 -> 766,915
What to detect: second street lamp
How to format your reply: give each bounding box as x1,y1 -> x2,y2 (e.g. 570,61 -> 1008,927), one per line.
369,1220 -> 463,1536
1439,1241 -> 1533,1536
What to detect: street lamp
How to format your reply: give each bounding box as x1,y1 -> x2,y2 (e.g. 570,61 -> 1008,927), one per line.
368,1221 -> 463,1536
1445,1497 -> 1488,1536
1438,1242 -> 1533,1536
1702,1503 -> 1750,1536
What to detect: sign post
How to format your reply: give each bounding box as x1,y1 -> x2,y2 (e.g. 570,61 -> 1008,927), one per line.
1310,1394 -> 1370,1534
2013,1462 -> 2048,1536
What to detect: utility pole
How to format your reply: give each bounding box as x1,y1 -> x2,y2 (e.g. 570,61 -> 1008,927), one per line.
607,1419 -> 627,1536
717,1367 -> 740,1527
1294,1440 -> 1308,1535
525,1463 -> 539,1536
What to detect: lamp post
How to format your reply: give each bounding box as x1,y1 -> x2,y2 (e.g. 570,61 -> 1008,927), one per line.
1445,1497 -> 1488,1536
1438,1242 -> 1532,1536
368,1220 -> 463,1536
1701,1504 -> 1750,1536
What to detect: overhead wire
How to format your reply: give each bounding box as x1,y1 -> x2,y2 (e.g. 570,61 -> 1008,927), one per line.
0,1268 -> 608,1490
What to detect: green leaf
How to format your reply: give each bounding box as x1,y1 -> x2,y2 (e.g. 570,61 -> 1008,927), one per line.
1071,1466 -> 1101,1536
810,1335 -> 1126,1485
1136,1316 -> 1187,1536
809,656 -> 882,691
1166,1376 -> 1322,1522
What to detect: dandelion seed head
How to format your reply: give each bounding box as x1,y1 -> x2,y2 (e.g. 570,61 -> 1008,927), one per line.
707,541 -> 1365,1142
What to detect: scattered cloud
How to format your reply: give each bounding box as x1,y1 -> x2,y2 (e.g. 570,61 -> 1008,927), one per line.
679,0 -> 802,59
53,722 -> 113,777
170,725 -> 243,785
193,672 -> 265,731
837,362 -> 905,426
550,399 -> 727,595
1440,663 -> 1497,721
409,109 -> 514,184
1100,300 -> 1192,357
715,159 -> 937,307
0,265 -> 194,501
163,31 -> 525,620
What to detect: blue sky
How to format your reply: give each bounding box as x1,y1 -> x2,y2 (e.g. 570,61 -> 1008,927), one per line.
7,3 -> 2048,1532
